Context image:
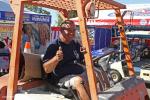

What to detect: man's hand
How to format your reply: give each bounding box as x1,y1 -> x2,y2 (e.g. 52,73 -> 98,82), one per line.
55,46 -> 63,61
80,46 -> 86,54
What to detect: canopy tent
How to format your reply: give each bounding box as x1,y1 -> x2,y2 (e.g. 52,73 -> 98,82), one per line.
71,4 -> 150,26
0,0 -> 51,23
126,31 -> 150,38
126,30 -> 150,48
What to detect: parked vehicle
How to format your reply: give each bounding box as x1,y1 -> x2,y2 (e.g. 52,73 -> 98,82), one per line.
1,1 -> 149,100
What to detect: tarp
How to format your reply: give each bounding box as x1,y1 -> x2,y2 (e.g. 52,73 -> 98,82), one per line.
0,0 -> 51,23
50,27 -> 112,50
71,4 -> 150,26
94,28 -> 112,50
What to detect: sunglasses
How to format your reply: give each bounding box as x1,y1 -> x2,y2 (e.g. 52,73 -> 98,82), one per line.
61,27 -> 76,32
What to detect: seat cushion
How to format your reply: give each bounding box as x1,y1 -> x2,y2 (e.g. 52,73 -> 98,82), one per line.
22,53 -> 42,81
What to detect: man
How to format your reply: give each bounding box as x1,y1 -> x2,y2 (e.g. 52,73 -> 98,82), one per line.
42,20 -> 90,100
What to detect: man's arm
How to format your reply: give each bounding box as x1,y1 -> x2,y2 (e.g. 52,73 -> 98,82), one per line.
43,47 -> 63,73
43,56 -> 59,73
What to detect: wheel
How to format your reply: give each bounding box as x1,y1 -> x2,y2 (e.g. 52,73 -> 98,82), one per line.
110,70 -> 122,83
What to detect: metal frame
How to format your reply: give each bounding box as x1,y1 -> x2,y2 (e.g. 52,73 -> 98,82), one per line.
7,0 -> 134,100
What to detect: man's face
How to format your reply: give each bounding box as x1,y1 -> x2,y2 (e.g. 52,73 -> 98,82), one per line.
60,23 -> 76,42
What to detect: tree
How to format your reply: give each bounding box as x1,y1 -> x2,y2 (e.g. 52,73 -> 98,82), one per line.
25,4 -> 51,15
56,10 -> 77,26
56,15 -> 63,26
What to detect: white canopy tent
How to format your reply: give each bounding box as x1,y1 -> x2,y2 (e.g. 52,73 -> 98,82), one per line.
71,4 -> 150,26
126,31 -> 150,38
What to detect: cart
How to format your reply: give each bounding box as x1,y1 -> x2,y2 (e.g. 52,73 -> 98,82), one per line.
0,0 -> 149,100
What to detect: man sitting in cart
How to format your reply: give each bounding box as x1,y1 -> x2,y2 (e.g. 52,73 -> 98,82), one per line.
42,20 -> 90,100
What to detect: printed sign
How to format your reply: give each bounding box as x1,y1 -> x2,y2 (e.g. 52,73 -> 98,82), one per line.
0,11 -> 51,23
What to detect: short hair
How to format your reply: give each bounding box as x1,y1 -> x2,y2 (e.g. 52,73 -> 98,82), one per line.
0,41 -> 5,48
22,25 -> 27,33
60,20 -> 76,29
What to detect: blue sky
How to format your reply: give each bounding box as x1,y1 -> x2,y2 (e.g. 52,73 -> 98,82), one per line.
48,10 -> 58,26
50,0 -> 150,26
115,0 -> 150,4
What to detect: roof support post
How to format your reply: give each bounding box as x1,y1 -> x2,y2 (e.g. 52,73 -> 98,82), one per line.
115,9 -> 135,76
75,0 -> 98,100
7,1 -> 24,100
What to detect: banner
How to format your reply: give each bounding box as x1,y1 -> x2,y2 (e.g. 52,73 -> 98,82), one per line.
0,11 -> 51,23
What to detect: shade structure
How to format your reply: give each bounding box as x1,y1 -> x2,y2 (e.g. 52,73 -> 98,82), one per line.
24,0 -> 125,11
7,1 -> 136,100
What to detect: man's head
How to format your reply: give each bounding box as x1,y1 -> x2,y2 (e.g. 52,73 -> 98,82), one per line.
60,20 -> 76,43
0,41 -> 5,48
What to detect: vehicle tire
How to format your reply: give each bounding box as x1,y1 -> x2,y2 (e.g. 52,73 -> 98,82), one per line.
110,70 -> 122,83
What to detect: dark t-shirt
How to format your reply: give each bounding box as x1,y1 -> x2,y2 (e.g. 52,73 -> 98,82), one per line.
43,39 -> 84,83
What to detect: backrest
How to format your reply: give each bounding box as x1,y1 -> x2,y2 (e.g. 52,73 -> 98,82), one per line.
22,53 -> 43,81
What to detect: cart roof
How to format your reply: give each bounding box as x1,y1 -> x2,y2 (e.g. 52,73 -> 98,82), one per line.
24,0 -> 126,11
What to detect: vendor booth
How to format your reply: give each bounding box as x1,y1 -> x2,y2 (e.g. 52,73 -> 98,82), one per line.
0,0 -> 51,53
0,0 -> 51,73
71,4 -> 150,47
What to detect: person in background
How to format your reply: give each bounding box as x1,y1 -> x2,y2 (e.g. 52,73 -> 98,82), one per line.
42,20 -> 90,100
0,41 -> 6,49
0,41 -> 10,73
0,41 -> 25,79
22,25 -> 30,51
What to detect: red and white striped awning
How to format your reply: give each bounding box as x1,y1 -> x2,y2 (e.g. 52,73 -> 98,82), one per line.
50,27 -> 60,42
72,18 -> 150,26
